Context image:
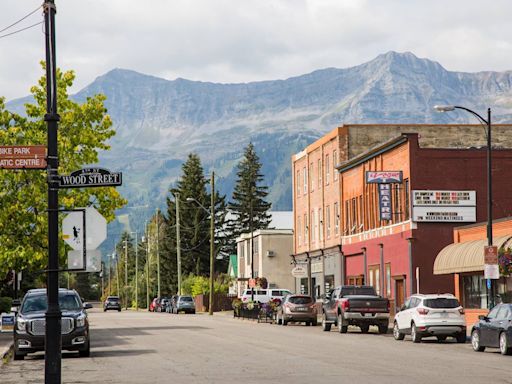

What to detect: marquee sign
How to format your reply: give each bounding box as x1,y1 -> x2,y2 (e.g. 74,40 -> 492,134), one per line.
413,190 -> 476,206
412,190 -> 476,223
378,184 -> 392,221
366,171 -> 403,184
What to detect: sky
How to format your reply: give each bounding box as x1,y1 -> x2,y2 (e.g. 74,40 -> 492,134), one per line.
0,0 -> 511,101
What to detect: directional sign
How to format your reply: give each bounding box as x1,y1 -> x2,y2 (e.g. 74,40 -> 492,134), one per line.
62,207 -> 107,250
58,167 -> 122,188
0,145 -> 46,169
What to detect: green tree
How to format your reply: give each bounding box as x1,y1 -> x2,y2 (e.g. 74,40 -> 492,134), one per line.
162,154 -> 227,294
227,143 -> 272,254
0,65 -> 126,276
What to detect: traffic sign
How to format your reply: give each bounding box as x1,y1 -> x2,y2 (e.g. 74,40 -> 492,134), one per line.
68,249 -> 101,272
0,145 -> 46,169
62,207 -> 107,251
58,167 -> 122,188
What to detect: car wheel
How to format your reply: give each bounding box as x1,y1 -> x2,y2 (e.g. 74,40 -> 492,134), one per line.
378,325 -> 388,334
393,322 -> 405,341
456,333 -> 466,343
13,346 -> 25,361
118,309 -> 121,312
411,323 -> 421,343
437,335 -> 447,342
322,313 -> 331,332
103,308 -> 107,312
282,317 -> 288,326
471,330 -> 485,352
312,319 -> 318,327
500,332 -> 512,355
338,314 -> 347,333
360,325 -> 369,333
78,341 -> 90,358
305,322 -> 311,326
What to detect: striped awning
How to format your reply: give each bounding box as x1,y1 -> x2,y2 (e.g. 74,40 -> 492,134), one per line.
434,235 -> 512,275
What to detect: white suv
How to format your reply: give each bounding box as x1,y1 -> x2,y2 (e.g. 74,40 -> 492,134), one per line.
241,289 -> 292,304
393,294 -> 466,343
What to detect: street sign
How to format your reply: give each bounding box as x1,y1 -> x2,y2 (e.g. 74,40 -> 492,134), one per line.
58,167 -> 122,188
484,246 -> 498,264
62,207 -> 107,251
0,145 -> 46,169
68,249 -> 101,272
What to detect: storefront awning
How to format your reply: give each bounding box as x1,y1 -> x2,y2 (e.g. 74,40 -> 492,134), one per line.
434,235 -> 512,275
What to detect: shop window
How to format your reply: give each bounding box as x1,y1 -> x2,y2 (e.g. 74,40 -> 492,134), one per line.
300,278 -> 309,295
462,274 -> 488,309
368,265 -> 380,295
347,275 -> 364,285
497,277 -> 512,303
325,275 -> 335,292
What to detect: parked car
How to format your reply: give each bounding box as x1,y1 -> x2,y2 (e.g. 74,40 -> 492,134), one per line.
393,294 -> 466,343
103,296 -> 121,312
13,288 -> 92,360
322,285 -> 389,334
471,303 -> 512,355
149,297 -> 159,312
157,297 -> 170,312
241,289 -> 292,304
173,295 -> 196,314
276,295 -> 317,326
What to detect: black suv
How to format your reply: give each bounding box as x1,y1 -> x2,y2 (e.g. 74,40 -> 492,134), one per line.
13,288 -> 92,360
104,295 -> 121,312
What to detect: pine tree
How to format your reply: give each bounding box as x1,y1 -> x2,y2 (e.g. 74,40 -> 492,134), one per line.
227,143 -> 272,254
162,154 -> 227,294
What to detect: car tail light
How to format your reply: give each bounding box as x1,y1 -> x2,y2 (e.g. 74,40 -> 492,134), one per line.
458,308 -> 465,315
417,308 -> 429,315
341,299 -> 350,311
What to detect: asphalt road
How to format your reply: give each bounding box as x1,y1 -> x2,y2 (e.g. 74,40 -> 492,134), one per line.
1,308 -> 512,384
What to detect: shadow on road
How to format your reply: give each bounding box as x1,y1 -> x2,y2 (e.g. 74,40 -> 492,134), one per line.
91,349 -> 157,358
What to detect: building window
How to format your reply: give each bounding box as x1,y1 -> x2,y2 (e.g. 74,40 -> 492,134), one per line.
318,159 -> 322,188
368,265 -> 380,295
296,170 -> 301,197
462,274 -> 488,309
297,216 -> 302,246
326,205 -> 331,239
393,185 -> 400,223
310,162 -> 314,192
325,154 -> 330,185
334,202 -> 339,235
303,167 -> 307,194
304,213 -> 308,244
311,210 -> 315,242
351,198 -> 357,234
333,150 -> 338,181
319,208 -> 323,242
404,179 -> 410,220
325,275 -> 335,292
385,263 -> 391,298
359,195 -> 363,232
300,278 -> 309,295
344,200 -> 350,235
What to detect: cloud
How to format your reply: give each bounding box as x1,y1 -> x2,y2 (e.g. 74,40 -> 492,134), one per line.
1,0 -> 511,101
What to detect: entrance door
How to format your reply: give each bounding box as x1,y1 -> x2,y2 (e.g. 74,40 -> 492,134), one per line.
395,279 -> 405,313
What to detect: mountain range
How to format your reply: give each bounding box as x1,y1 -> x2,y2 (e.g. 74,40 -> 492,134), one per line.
7,51 -> 512,221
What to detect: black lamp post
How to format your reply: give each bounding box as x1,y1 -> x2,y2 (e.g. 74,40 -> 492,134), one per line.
434,105 -> 495,308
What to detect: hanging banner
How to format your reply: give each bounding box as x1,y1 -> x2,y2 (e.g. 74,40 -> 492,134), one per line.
378,184 -> 392,221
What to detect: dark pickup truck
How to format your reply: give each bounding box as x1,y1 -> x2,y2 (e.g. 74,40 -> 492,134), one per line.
321,285 -> 390,334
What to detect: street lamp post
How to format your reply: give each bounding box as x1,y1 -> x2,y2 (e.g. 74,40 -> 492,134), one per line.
434,105 -> 495,308
186,171 -> 215,315
174,193 -> 182,295
130,231 -> 139,310
124,239 -> 129,310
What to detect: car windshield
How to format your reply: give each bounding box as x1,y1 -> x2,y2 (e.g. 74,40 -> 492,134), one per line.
107,297 -> 119,302
288,296 -> 313,305
181,297 -> 193,302
22,293 -> 82,314
423,298 -> 460,309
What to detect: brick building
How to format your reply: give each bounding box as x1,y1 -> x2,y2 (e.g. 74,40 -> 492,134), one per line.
292,124 -> 512,313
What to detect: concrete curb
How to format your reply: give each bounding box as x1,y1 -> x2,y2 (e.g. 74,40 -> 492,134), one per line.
1,341 -> 13,363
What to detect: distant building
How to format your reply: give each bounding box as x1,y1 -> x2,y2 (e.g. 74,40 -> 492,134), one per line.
292,124 -> 512,313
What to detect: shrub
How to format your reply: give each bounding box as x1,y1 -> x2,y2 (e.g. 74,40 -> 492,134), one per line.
0,297 -> 12,313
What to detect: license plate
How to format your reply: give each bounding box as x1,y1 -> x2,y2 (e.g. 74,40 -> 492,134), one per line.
441,312 -> 449,318
364,313 -> 373,317
296,307 -> 308,312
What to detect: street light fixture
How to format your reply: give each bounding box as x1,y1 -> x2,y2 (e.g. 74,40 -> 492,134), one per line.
434,104 -> 495,308
186,171 -> 216,315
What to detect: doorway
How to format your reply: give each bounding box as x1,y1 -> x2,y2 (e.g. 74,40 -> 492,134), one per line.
395,279 -> 405,313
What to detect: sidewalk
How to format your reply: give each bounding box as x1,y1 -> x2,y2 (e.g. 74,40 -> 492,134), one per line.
0,331 -> 13,361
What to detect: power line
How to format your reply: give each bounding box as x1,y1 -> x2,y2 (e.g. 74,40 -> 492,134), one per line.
0,3 -> 42,34
0,21 -> 43,40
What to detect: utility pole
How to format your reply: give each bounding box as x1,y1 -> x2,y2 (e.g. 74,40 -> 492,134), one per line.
145,221 -> 150,309
43,1 -> 61,382
156,209 -> 161,298
134,232 -> 138,310
108,254 -> 111,295
176,193 -> 182,295
209,172 -> 215,315
124,239 -> 128,309
116,254 -> 120,300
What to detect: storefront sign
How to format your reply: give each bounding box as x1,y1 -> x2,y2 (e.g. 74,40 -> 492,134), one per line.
412,206 -> 476,222
366,171 -> 403,184
378,184 -> 392,221
311,261 -> 323,274
413,190 -> 476,206
291,266 -> 308,278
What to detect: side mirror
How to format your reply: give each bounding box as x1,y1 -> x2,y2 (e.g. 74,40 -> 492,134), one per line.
83,303 -> 93,310
478,315 -> 489,321
12,299 -> 21,307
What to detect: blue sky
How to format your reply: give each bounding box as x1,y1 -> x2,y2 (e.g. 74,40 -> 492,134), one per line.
1,0 -> 511,100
